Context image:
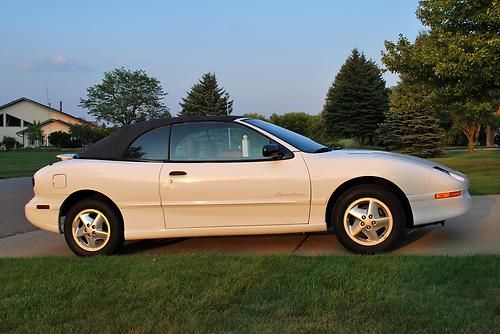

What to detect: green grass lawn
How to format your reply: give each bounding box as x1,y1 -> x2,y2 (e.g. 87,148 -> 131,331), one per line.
433,150 -> 500,195
0,150 -> 66,178
0,255 -> 499,333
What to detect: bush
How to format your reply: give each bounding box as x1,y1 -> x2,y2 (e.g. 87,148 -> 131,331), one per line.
1,136 -> 18,150
48,131 -> 80,148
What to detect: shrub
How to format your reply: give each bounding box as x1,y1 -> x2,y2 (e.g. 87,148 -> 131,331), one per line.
1,136 -> 18,150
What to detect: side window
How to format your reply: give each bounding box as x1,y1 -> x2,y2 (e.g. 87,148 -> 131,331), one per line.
170,122 -> 272,161
124,126 -> 170,161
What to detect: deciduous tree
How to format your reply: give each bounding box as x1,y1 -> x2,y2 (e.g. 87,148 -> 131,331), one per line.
26,121 -> 44,146
80,68 -> 170,126
382,0 -> 499,152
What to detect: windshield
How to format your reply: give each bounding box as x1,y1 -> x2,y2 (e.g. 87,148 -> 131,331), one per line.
243,119 -> 330,153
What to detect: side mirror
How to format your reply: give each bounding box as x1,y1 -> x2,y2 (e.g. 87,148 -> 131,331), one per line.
262,143 -> 283,159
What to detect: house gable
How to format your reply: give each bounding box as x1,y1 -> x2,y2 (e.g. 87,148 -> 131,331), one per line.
0,98 -> 91,126
0,97 -> 94,145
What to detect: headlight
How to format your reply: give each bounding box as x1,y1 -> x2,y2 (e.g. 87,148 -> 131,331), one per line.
449,171 -> 466,183
433,166 -> 467,183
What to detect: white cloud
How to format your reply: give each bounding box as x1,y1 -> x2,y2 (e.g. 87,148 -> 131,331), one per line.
20,54 -> 90,72
52,54 -> 69,64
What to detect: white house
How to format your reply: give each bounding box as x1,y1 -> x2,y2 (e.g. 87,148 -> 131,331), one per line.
0,97 -> 94,147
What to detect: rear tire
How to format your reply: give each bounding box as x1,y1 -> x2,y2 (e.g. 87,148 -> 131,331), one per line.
64,198 -> 123,256
332,184 -> 406,254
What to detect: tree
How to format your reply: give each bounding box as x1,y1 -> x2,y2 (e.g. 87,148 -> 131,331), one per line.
48,131 -> 73,148
69,124 -> 115,145
80,67 -> 170,126
378,109 -> 444,158
26,121 -> 43,146
268,112 -> 327,143
452,102 -> 496,151
242,113 -> 267,120
377,82 -> 444,157
269,112 -> 313,136
179,72 -> 233,116
322,49 -> 388,144
382,0 -> 499,152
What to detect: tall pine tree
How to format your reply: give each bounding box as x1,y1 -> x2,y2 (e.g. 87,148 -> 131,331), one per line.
179,73 -> 233,116
322,49 -> 388,144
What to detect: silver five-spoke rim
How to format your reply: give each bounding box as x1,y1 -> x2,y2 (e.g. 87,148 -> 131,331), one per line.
72,209 -> 111,252
343,197 -> 393,246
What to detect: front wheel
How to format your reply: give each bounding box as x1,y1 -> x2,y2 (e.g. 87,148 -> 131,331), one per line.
332,184 -> 406,253
63,198 -> 124,256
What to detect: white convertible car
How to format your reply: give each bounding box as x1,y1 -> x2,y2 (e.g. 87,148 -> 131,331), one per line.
26,116 -> 471,255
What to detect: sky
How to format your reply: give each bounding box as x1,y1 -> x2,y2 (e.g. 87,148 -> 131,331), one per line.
0,0 -> 424,120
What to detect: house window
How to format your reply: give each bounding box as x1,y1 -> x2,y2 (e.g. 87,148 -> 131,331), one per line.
0,113 -> 3,127
23,120 -> 33,127
6,114 -> 21,127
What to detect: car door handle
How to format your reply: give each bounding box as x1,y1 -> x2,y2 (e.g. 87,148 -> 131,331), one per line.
169,171 -> 187,176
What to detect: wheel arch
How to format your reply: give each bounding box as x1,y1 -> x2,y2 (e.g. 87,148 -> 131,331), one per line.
59,190 -> 124,233
325,176 -> 414,229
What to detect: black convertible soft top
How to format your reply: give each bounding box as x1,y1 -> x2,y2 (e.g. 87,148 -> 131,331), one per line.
77,116 -> 242,160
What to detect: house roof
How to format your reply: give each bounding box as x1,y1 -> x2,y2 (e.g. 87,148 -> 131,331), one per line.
0,97 -> 94,126
16,118 -> 73,135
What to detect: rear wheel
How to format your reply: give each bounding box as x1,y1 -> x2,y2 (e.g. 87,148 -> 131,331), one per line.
64,198 -> 123,256
332,184 -> 406,253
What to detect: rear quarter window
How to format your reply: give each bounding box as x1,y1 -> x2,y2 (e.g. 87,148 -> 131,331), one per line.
124,126 -> 170,161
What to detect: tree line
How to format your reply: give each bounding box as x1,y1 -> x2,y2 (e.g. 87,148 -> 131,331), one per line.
72,0 -> 498,156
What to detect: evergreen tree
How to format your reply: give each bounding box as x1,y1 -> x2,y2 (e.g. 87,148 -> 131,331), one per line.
179,73 -> 233,116
322,49 -> 388,144
377,82 -> 444,158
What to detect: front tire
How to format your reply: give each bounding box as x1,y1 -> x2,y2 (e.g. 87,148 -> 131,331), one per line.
332,184 -> 406,253
64,198 -> 124,256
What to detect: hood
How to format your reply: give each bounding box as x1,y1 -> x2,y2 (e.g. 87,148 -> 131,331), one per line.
328,149 -> 451,171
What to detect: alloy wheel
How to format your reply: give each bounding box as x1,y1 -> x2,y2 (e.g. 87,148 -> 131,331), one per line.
343,197 -> 394,246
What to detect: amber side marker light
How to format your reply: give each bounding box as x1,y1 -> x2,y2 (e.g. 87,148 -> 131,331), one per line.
435,191 -> 461,199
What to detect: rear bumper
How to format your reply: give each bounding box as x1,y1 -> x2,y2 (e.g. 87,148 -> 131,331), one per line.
408,190 -> 472,226
25,196 -> 63,234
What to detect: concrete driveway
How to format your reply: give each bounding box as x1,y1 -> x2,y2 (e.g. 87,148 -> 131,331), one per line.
0,177 -> 36,238
0,177 -> 499,257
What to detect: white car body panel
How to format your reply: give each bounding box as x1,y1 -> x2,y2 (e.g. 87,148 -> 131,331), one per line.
302,150 -> 471,226
25,118 -> 472,242
159,157 -> 310,229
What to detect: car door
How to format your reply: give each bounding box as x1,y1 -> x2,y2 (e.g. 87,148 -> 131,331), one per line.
159,121 -> 311,228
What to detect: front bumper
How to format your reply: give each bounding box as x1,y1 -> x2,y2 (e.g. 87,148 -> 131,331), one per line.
408,190 -> 472,226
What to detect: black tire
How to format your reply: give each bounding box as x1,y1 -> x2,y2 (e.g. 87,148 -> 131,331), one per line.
332,184 -> 406,254
63,198 -> 124,256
